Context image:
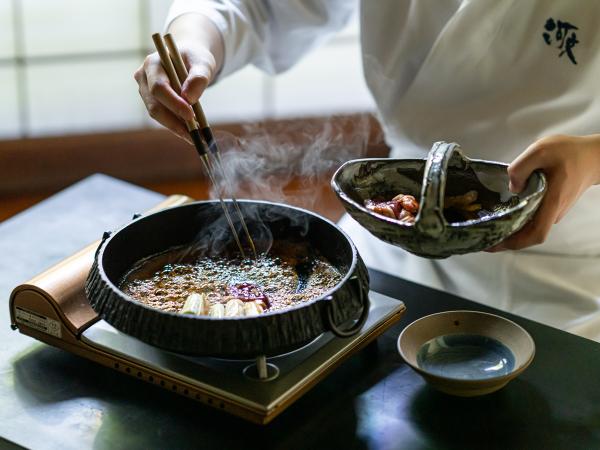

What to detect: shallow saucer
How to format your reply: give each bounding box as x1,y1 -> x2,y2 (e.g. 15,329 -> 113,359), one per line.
397,310 -> 535,397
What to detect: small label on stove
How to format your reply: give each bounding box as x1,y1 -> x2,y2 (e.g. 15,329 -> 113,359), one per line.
15,307 -> 62,338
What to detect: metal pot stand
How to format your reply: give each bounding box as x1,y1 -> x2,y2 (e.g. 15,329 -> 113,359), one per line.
79,291 -> 403,424
9,196 -> 405,424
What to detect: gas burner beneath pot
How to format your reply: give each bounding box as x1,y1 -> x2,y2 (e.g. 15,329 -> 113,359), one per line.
207,333 -> 324,364
9,196 -> 404,424
207,333 -> 330,382
243,357 -> 280,382
76,291 -> 403,424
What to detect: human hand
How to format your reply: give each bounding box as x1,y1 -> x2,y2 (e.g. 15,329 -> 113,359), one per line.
134,44 -> 218,143
487,134 -> 600,251
134,15 -> 224,143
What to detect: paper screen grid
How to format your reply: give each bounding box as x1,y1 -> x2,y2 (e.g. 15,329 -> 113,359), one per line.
0,0 -> 372,140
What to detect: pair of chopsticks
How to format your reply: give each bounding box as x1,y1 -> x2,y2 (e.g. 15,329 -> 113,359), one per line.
151,33 -> 257,259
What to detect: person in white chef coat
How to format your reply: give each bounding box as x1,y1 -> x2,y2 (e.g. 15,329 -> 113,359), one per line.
135,1 -> 600,341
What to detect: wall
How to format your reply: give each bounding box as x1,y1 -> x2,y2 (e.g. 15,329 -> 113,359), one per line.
0,0 -> 374,140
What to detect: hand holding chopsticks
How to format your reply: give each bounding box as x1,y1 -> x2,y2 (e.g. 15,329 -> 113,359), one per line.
151,33 -> 257,259
149,35 -> 205,150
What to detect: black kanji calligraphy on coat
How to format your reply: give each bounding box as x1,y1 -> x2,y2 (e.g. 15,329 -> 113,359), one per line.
542,18 -> 579,65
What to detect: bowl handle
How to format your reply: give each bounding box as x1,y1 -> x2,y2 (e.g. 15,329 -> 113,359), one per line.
415,141 -> 469,238
326,276 -> 370,338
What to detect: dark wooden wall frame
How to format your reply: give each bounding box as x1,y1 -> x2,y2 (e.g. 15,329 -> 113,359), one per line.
0,114 -> 388,197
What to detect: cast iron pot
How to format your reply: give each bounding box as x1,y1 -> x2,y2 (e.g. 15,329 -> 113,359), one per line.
85,200 -> 370,359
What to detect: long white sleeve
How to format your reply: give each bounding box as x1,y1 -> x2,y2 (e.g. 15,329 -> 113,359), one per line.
165,0 -> 356,78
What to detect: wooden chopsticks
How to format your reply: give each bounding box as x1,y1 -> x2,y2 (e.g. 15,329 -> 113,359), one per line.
152,33 -> 256,259
150,33 -> 205,153
163,33 -> 257,259
163,34 -> 210,140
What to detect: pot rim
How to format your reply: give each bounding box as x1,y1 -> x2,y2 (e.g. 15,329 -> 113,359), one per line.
95,199 -> 361,321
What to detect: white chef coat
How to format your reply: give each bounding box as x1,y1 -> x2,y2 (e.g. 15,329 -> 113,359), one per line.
166,0 -> 600,340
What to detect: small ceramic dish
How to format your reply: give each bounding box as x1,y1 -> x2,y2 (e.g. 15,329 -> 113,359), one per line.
397,310 -> 535,397
331,141 -> 547,258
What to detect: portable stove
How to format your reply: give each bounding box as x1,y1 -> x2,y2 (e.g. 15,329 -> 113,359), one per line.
9,196 -> 405,424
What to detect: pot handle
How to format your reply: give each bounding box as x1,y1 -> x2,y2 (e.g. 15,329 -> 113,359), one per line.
415,141 -> 469,238
326,276 -> 370,338
94,231 -> 112,258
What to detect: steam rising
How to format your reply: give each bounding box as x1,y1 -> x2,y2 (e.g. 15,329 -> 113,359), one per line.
214,114 -> 374,205
191,115 -> 376,256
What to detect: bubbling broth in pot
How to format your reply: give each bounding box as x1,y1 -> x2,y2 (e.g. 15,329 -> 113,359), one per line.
120,239 -> 343,317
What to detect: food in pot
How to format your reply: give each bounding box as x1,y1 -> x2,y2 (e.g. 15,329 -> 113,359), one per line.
181,292 -> 209,315
120,239 -> 342,316
225,298 -> 245,317
209,302 -> 225,318
243,300 -> 264,316
364,190 -> 485,223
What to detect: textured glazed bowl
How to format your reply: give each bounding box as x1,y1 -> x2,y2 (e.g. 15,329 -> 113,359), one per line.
331,141 -> 547,258
398,310 -> 535,397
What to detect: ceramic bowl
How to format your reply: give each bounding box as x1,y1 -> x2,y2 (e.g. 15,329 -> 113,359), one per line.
397,310 -> 535,397
331,141 -> 547,258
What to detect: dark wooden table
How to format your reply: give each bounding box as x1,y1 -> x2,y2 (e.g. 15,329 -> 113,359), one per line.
1,175 -> 598,450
